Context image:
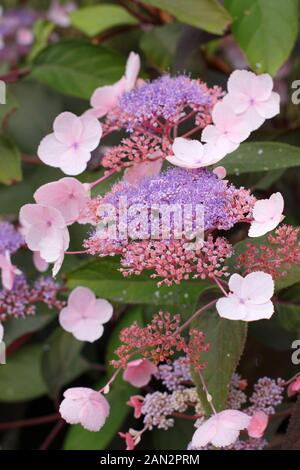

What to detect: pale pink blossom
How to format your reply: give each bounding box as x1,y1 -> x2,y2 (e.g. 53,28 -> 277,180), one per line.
19,204 -> 69,268
59,286 -> 113,342
202,102 -> 251,158
34,177 -> 89,226
192,410 -> 251,448
123,159 -> 163,184
287,377 -> 300,397
124,52 -> 141,92
247,411 -> 268,438
123,359 -> 157,387
249,192 -> 284,237
0,323 -> 3,343
59,387 -> 110,432
89,52 -> 140,118
38,112 -> 102,175
47,0 -> 76,27
224,70 -> 280,130
213,166 -> 227,179
127,395 -> 144,418
0,251 -> 21,290
216,271 -> 274,321
16,28 -> 33,46
33,251 -> 49,272
166,137 -> 206,168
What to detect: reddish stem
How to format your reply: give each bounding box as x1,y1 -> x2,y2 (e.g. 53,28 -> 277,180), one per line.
39,420 -> 65,450
0,414 -> 60,431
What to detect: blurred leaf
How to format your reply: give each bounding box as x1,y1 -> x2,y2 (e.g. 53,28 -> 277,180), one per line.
142,0 -> 232,35
0,135 -> 22,185
192,309 -> 247,414
31,40 -> 126,99
254,169 -> 285,190
276,303 -> 300,333
0,89 -> 19,126
64,306 -> 143,450
7,80 -> 63,154
70,5 -> 138,37
28,19 -> 55,63
225,0 -> 298,75
140,23 -> 182,71
4,310 -> 54,346
152,418 -> 193,449
66,257 -> 210,308
41,328 -> 89,398
223,142 -> 300,175
0,345 -> 46,402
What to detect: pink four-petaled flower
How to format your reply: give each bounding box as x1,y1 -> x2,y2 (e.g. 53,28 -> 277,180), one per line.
216,271 -> 274,322
38,112 -> 102,175
59,286 -> 113,343
59,387 -> 110,432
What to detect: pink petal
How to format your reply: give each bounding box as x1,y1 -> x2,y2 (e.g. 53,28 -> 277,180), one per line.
79,393 -> 109,431
254,92 -> 280,119
240,106 -> 265,131
219,410 -> 251,430
53,112 -> 83,145
216,295 -> 248,320
125,52 -> 140,91
123,359 -> 157,387
33,251 -> 49,272
63,387 -> 93,400
59,397 -> 82,425
211,427 -> 239,447
228,273 -> 244,297
244,301 -> 274,321
68,286 -> 96,312
248,411 -> 268,438
227,70 -> 253,98
250,74 -> 273,101
191,416 -> 218,447
91,299 -> 113,324
90,79 -> 125,118
59,147 -> 91,176
242,271 -> 274,304
34,177 -> 88,225
72,319 -> 104,343
79,114 -> 102,151
213,166 -> 227,179
123,159 -> 163,184
59,306 -> 83,332
37,134 -> 67,167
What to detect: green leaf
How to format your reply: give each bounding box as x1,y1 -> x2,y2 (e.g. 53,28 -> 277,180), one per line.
31,40 -> 126,99
64,307 -> 143,450
140,23 -> 182,71
142,0 -> 232,34
28,19 -> 55,62
192,309 -> 247,414
224,0 -> 299,75
0,135 -> 22,185
0,89 -> 19,126
223,142 -> 300,175
0,345 -> 47,402
4,310 -> 54,346
70,5 -> 137,37
66,257 -> 210,308
41,328 -> 89,398
275,301 -> 300,333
